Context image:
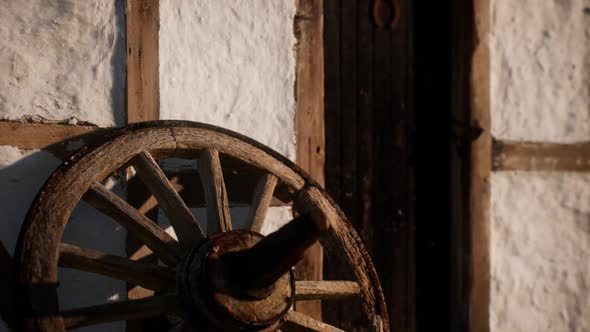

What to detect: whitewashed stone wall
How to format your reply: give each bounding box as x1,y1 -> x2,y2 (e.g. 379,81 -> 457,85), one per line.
159,0 -> 297,234
0,0 -> 126,127
159,0 -> 297,160
0,1 -> 297,331
490,0 -> 590,330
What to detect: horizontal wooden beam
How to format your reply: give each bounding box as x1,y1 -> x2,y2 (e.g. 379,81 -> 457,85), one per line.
0,121 -> 101,150
493,140 -> 590,172
0,121 -> 293,206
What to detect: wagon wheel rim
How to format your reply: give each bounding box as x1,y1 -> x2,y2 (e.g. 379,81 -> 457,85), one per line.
15,121 -> 389,332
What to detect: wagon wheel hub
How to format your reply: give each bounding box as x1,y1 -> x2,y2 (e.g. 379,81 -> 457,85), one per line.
180,212 -> 327,331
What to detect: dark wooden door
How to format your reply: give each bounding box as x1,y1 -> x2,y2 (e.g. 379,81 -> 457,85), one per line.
323,1 -> 465,331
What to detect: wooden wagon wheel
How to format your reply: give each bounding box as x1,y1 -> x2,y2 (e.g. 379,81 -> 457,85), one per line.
15,121 -> 389,332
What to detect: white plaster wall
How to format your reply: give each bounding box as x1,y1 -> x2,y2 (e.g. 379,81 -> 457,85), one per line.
490,0 -> 590,331
491,173 -> 590,331
491,0 -> 590,143
0,0 -> 126,127
159,0 -> 297,233
159,0 -> 297,160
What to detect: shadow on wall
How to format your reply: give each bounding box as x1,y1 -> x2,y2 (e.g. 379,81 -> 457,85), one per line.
0,148 -> 61,331
0,242 -> 15,330
0,143 -> 126,332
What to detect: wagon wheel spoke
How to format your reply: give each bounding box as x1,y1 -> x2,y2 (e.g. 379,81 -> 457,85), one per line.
198,149 -> 232,234
61,295 -> 182,330
248,173 -> 277,233
294,281 -> 360,301
282,310 -> 345,332
58,243 -> 175,292
83,182 -> 182,266
132,151 -> 205,247
369,315 -> 384,332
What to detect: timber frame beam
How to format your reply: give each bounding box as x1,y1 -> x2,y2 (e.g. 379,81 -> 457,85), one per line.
469,0 -> 491,330
0,121 -> 100,152
4,121 -> 589,175
493,140 -> 590,172
294,0 -> 325,321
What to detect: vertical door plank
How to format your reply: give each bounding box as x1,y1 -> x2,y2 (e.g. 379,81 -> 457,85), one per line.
340,0 -> 359,225
324,0 -> 415,329
386,0 -> 415,330
324,0 -> 360,329
450,0 -> 476,330
324,0 -> 342,207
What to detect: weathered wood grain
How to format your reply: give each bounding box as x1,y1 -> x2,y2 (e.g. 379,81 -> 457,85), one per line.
62,295 -> 181,329
493,140 -> 590,172
133,151 -> 205,247
294,0 -> 325,320
470,0 -> 491,330
83,181 -> 182,266
198,149 -> 232,234
58,243 -> 175,291
369,314 -> 384,332
295,186 -> 389,331
324,0 -> 415,329
282,310 -> 344,332
126,0 -> 159,123
125,2 -> 160,323
248,173 -> 278,233
0,121 -> 100,150
295,281 -> 360,301
170,126 -> 305,190
224,214 -> 328,292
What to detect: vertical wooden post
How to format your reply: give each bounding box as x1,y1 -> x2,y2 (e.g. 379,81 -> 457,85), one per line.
126,0 -> 160,123
294,0 -> 325,321
469,0 -> 491,331
125,0 -> 160,330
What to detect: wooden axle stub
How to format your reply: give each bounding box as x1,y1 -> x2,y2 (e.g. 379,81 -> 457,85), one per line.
179,230 -> 295,331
